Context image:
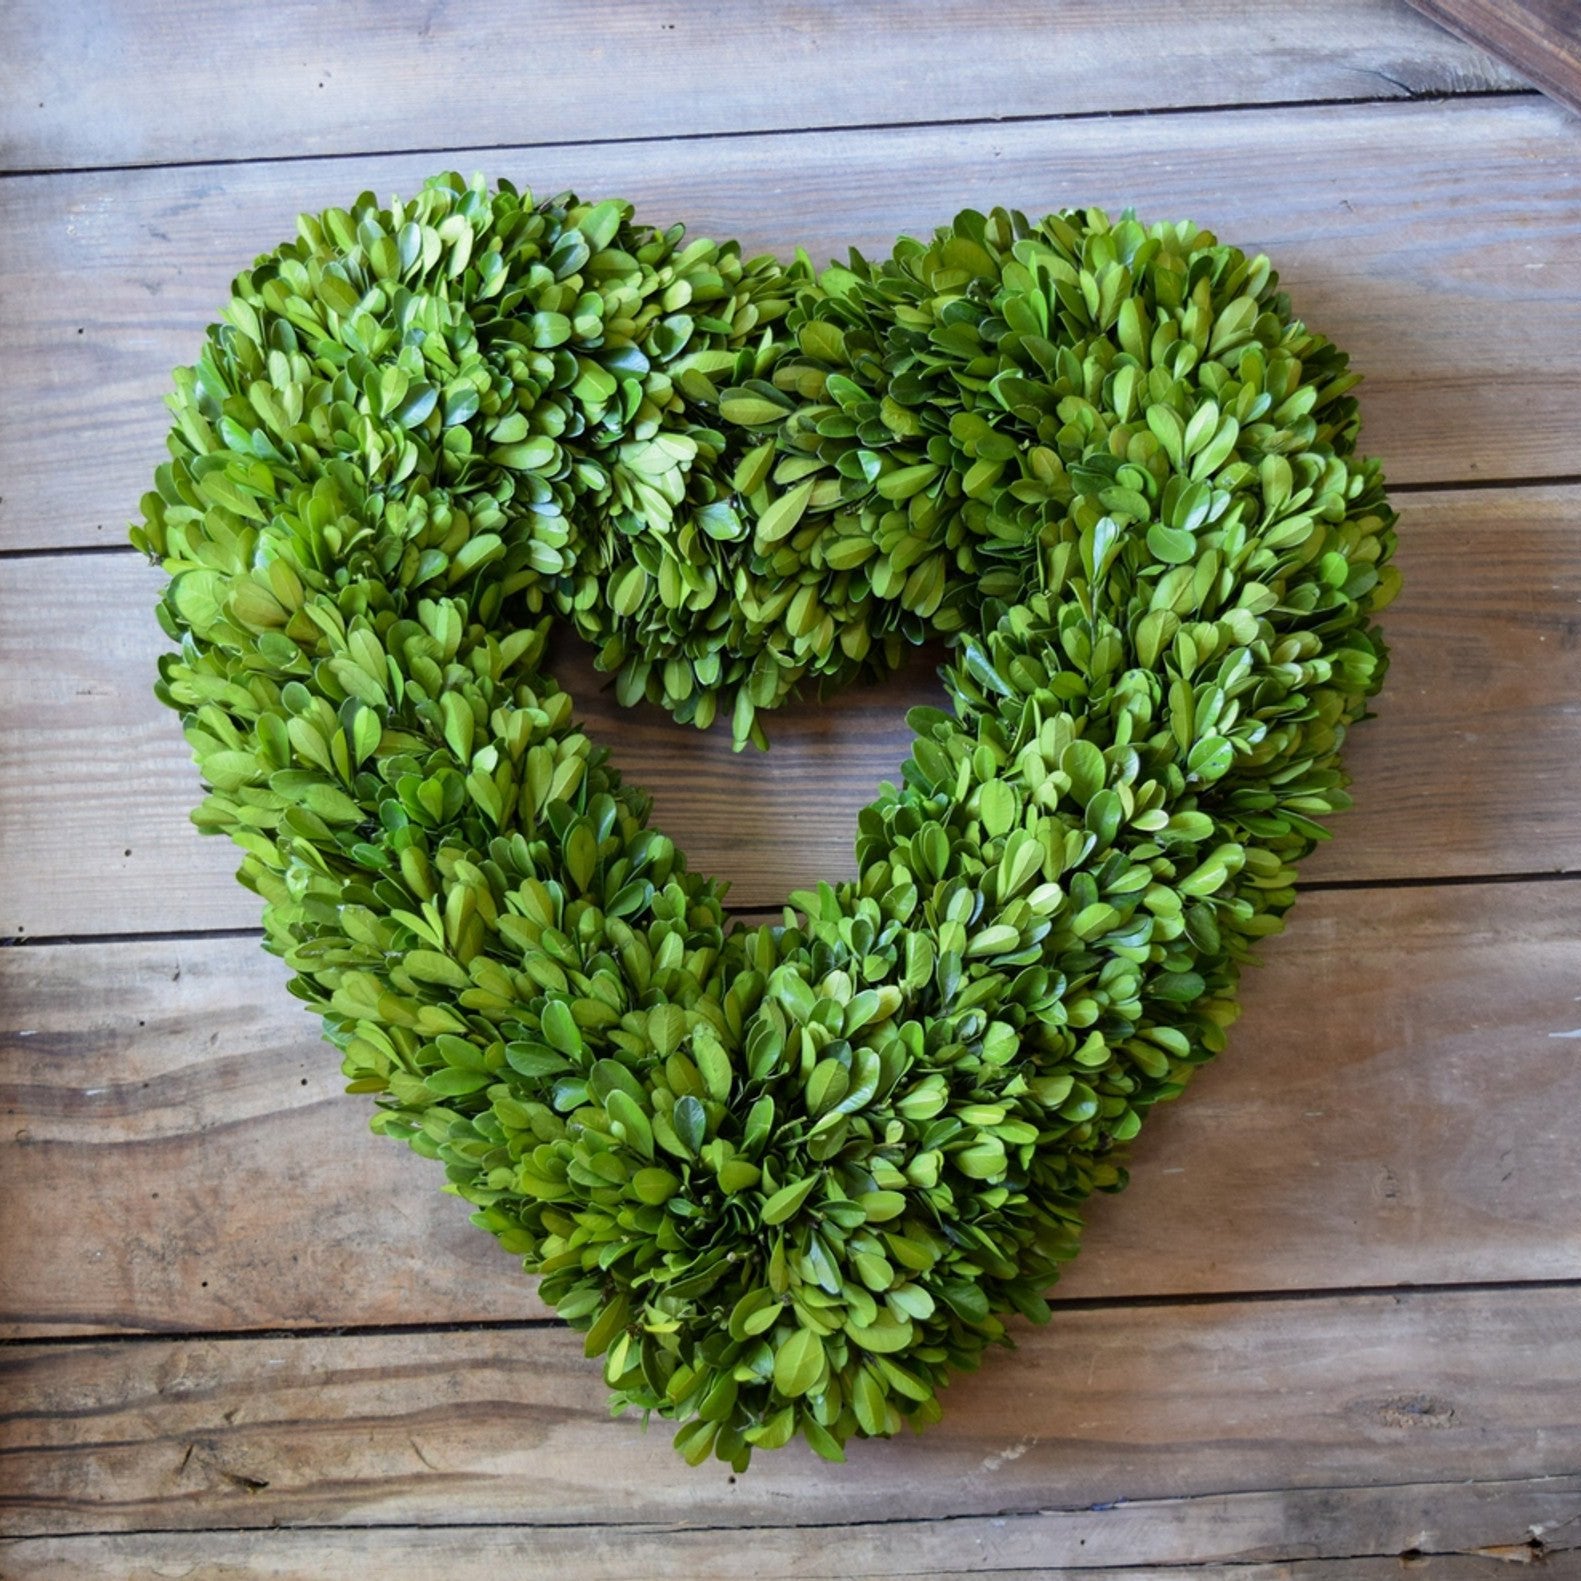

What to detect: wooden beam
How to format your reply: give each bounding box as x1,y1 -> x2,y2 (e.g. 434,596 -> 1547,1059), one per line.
1409,0 -> 1581,116
4,97 -> 1580,555
4,484 -> 1580,938
0,1478 -> 1572,1577
4,881 -> 1580,1337
1,1289 -> 1576,1536
0,0 -> 1522,174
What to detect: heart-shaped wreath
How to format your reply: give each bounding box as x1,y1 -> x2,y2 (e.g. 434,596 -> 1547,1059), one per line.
133,172 -> 1397,1470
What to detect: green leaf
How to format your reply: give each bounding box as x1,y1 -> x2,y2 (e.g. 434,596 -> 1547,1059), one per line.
875,462 -> 939,501
201,750 -> 263,792
979,779 -> 1016,836
846,1313 -> 915,1353
529,312 -> 573,348
541,1000 -> 584,1056
404,950 -> 469,989
732,441 -> 775,494
1188,735 -> 1235,782
583,1293 -> 629,1358
301,782 -> 363,824
799,320 -> 847,364
860,1190 -> 907,1223
1147,523 -> 1197,565
851,1366 -> 890,1436
1146,404 -> 1185,468
492,436 -> 557,470
719,393 -> 790,428
440,692 -> 474,763
575,200 -> 624,253
672,1094 -> 707,1156
754,480 -> 814,545
505,1043 -> 568,1079
349,703 -> 382,764
772,1326 -> 825,1398
395,383 -> 438,429
761,1174 -> 819,1226
693,1028 -> 733,1102
1061,738 -> 1107,804
425,1067 -> 490,1097
607,1088 -> 654,1159
565,823 -> 597,891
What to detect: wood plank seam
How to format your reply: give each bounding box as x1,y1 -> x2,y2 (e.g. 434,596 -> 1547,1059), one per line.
5,1273 -> 1581,1354
2,455 -> 1581,575
0,459 -> 1576,566
0,85 -> 1545,186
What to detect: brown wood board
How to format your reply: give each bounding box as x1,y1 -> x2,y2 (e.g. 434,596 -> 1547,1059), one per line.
1410,0 -> 1581,115
4,880 -> 1579,1338
0,0 -> 1523,174
5,96 -> 1581,557
4,484 -> 1580,941
0,1482 -> 1572,1577
2,1288 -> 1577,1537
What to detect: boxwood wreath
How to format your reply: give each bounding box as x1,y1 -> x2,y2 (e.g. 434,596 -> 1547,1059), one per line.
133,172 -> 1398,1471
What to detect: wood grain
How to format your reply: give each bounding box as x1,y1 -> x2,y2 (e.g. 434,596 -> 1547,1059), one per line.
5,95 -> 1581,555
0,1478 -> 1571,1577
1410,0 -> 1581,115
5,483 -> 1580,939
4,880 -> 1579,1338
0,937 -> 554,1335
0,0 -> 1522,174
1,1288 -> 1575,1536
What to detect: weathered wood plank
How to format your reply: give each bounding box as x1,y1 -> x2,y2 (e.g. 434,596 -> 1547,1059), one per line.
0,937 -> 553,1334
3,97 -> 1580,556
4,881 -> 1578,1337
0,1477 -> 1570,1577
1,1288 -> 1575,1536
1410,0 -> 1581,115
0,1556 -> 1554,1581
4,482 -> 1579,940
0,0 -> 1521,174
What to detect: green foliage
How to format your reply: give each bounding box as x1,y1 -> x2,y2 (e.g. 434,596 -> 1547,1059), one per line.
134,175 -> 1397,1471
